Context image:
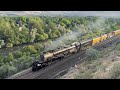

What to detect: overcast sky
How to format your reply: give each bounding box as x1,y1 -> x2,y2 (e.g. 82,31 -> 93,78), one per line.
0,11 -> 120,17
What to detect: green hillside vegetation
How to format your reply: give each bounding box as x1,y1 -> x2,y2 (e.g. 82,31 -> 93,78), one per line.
73,42 -> 120,79
0,16 -> 120,78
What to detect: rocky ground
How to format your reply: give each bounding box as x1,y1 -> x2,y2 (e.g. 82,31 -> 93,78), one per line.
58,44 -> 120,79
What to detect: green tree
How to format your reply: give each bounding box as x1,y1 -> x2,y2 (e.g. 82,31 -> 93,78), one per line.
13,51 -> 23,59
7,65 -> 17,77
6,43 -> 13,48
23,45 -> 37,54
7,53 -> 14,62
0,64 -> 8,78
29,28 -> 37,42
0,55 -> 4,64
0,40 -> 5,48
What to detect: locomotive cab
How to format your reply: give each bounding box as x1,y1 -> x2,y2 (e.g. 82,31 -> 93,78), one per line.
32,60 -> 43,71
40,53 -> 45,61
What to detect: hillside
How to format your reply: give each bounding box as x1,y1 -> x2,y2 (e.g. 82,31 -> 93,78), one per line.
58,42 -> 120,79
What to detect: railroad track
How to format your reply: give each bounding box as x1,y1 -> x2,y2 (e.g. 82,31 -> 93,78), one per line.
8,51 -> 86,79
7,34 -> 120,79
52,35 -> 120,79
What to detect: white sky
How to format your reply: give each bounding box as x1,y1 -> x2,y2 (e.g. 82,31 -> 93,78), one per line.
0,11 -> 120,17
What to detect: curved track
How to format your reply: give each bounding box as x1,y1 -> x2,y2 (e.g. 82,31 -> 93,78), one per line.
7,35 -> 120,79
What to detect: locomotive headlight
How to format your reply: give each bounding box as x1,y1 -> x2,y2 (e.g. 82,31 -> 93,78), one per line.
37,64 -> 41,66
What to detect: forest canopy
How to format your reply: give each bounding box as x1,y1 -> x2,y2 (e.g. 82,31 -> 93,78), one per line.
0,16 -> 120,48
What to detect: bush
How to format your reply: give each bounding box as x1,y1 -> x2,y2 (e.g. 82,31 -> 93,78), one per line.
6,43 -> 13,48
22,45 -> 37,54
13,51 -> 23,59
7,65 -> 17,77
34,43 -> 44,52
0,55 -> 4,64
0,64 -> 8,79
7,53 -> 14,61
15,55 -> 33,71
90,60 -> 102,69
86,48 -> 100,61
2,53 -> 14,64
0,40 -> 5,48
75,70 -> 93,79
0,62 -> 18,79
116,43 -> 120,51
109,62 -> 120,79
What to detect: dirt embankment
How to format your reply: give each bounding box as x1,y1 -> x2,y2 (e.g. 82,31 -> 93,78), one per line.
58,45 -> 120,79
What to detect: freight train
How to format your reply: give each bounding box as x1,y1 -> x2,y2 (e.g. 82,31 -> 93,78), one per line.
32,29 -> 120,71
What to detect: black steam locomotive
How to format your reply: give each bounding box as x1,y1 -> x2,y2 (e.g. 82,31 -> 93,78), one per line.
32,29 -> 120,71
32,40 -> 92,71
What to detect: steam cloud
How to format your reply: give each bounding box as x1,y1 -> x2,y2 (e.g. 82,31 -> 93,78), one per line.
44,17 -> 118,51
45,31 -> 81,51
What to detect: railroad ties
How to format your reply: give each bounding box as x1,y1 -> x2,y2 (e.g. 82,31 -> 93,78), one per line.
7,34 -> 120,79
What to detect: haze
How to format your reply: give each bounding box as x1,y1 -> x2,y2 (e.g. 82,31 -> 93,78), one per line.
0,11 -> 120,17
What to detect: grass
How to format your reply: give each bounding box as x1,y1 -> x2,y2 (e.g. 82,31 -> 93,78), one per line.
59,41 -> 120,79
108,62 -> 120,79
71,43 -> 120,79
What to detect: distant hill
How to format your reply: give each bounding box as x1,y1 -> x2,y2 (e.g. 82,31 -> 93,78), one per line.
0,11 -> 120,17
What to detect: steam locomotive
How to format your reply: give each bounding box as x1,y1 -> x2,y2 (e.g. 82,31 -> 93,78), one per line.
32,29 -> 120,71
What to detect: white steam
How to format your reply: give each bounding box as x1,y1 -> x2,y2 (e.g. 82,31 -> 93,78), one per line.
45,31 -> 81,51
45,17 -> 118,51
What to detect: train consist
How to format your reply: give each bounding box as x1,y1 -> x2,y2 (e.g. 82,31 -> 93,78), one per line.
32,29 -> 120,71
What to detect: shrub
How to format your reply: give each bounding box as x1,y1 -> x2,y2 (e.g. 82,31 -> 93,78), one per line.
75,70 -> 93,79
0,55 -> 4,64
7,65 -> 17,77
86,48 -> 100,61
2,53 -> 14,64
6,43 -> 13,48
15,55 -> 32,71
90,60 -> 102,69
13,51 -> 23,59
116,43 -> 120,51
0,40 -> 5,48
22,45 -> 37,54
7,53 -> 14,61
0,64 -> 8,79
34,43 -> 44,52
108,62 -> 120,79
0,62 -> 18,79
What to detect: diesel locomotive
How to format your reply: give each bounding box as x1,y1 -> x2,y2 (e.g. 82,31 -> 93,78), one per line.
32,29 -> 120,71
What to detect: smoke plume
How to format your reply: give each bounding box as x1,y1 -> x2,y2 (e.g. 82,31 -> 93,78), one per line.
45,17 -> 118,51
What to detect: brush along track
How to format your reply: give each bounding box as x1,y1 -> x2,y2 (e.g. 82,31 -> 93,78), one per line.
7,35 -> 120,79
52,35 -> 120,79
8,51 -> 86,79
94,34 -> 120,50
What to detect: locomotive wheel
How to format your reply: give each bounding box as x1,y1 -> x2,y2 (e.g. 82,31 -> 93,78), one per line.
44,63 -> 48,66
32,67 -> 38,72
61,56 -> 64,59
32,68 -> 36,72
59,57 -> 62,60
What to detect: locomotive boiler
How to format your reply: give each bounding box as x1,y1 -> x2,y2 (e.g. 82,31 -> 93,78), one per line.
32,42 -> 81,71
